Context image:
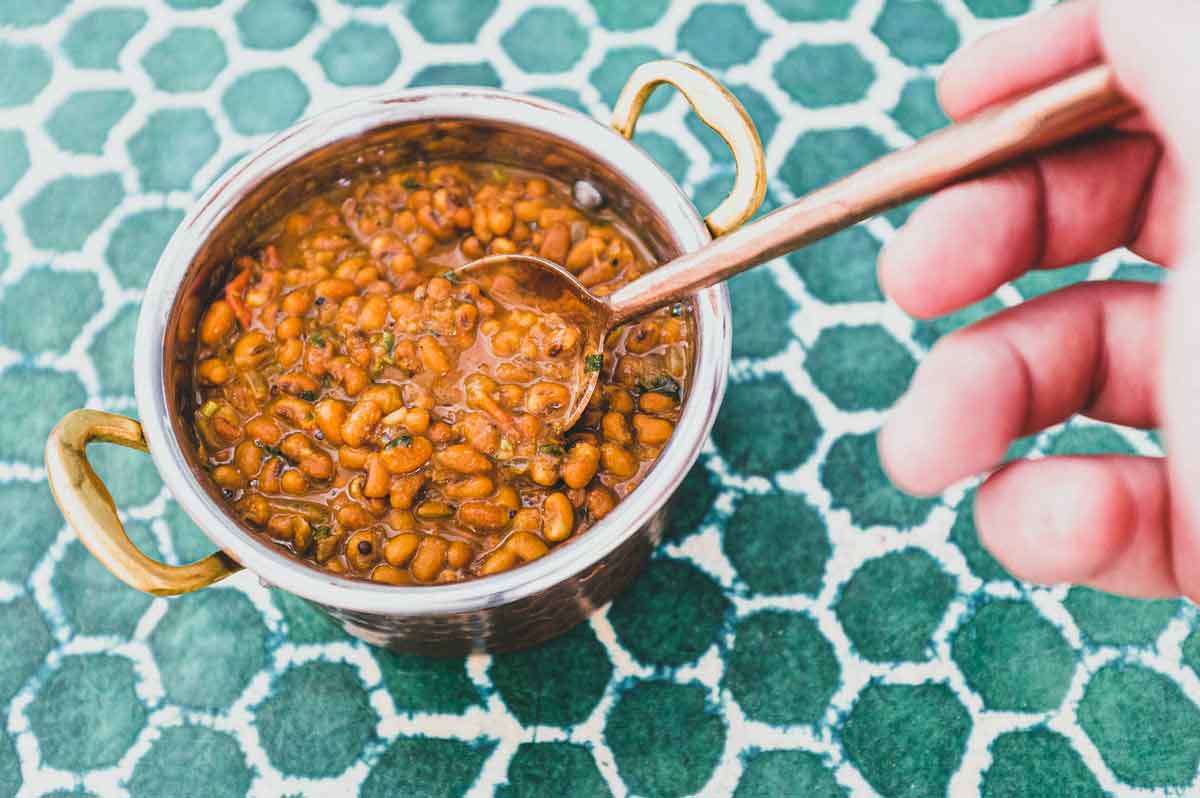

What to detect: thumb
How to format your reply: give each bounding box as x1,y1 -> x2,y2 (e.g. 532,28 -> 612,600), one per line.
1099,0 -> 1200,177
1103,0 -> 1200,599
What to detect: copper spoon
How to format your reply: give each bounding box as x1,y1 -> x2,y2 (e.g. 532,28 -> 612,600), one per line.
458,64 -> 1135,433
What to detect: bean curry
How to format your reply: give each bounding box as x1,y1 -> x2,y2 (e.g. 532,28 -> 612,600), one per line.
190,162 -> 690,585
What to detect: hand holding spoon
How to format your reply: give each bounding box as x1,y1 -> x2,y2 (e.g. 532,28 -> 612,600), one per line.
458,64 -> 1135,433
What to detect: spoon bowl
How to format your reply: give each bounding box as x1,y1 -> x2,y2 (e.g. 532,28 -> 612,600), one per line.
454,253 -> 612,434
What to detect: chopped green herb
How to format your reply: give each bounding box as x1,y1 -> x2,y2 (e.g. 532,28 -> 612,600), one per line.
299,390 -> 319,402
403,178 -> 421,189
584,353 -> 603,372
312,525 -> 331,542
538,443 -> 565,457
491,166 -> 508,183
639,374 -> 681,400
381,330 -> 395,353
498,437 -> 515,456
386,434 -> 413,449
309,332 -> 325,347
199,400 -> 220,418
442,270 -> 461,285
671,303 -> 685,317
256,441 -> 285,460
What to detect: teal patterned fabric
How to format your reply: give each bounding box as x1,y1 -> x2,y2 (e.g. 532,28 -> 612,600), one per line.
0,1 -> 1193,796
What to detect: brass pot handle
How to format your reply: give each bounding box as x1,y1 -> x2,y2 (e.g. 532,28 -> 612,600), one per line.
612,60 -> 767,237
45,409 -> 242,596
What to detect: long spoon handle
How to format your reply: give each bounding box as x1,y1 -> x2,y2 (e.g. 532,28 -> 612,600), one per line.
605,64 -> 1135,325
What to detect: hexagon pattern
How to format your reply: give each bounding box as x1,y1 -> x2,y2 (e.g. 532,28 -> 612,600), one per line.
0,1 -> 1189,796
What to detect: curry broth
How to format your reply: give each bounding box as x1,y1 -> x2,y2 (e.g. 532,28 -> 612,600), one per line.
189,161 -> 691,585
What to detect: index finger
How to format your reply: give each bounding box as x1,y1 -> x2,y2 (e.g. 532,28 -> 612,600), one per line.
938,0 -> 1100,120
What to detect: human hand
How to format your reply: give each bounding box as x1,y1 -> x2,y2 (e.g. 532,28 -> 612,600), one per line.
877,0 -> 1200,599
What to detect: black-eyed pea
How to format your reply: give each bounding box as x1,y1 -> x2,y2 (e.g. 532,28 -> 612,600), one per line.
238,494 -> 271,526
506,531 -> 549,561
586,485 -> 617,521
388,473 -> 425,510
494,485 -> 520,511
267,513 -> 295,541
417,336 -> 451,376
525,382 -> 570,415
276,372 -> 319,396
197,358 -> 231,385
512,508 -> 541,532
488,206 -> 514,236
371,564 -> 409,585
402,408 -> 429,434
457,501 -> 509,530
258,458 -> 283,493
436,444 -> 491,474
480,319 -> 501,337
345,529 -> 381,572
529,456 -> 559,487
479,547 -> 519,576
543,492 -> 574,542
337,503 -> 373,530
565,237 -> 605,272
514,198 -> 543,223
638,391 -> 676,414
539,222 -> 570,263
359,385 -> 402,414
276,316 -> 304,340
358,295 -> 388,331
380,435 -> 433,473
233,331 -> 273,370
199,300 -> 236,345
341,364 -> 369,397
314,399 -> 347,445
281,469 -> 308,494
341,400 -> 382,447
281,287 -> 313,317
415,500 -> 453,520
291,516 -> 313,554
603,386 -> 634,414
491,329 -> 521,356
633,414 -> 674,446
388,509 -> 416,531
444,476 -> 494,500
339,445 -> 370,470
272,396 -> 317,430
447,540 -> 473,569
212,464 -> 243,490
277,338 -> 303,367
234,440 -> 263,478
497,384 -> 525,410
384,532 -> 421,566
325,558 -> 347,574
411,536 -> 448,581
364,454 -> 390,498
602,411 -> 631,445
624,321 -> 660,354
315,277 -> 356,300
561,442 -> 600,489
600,442 -> 639,479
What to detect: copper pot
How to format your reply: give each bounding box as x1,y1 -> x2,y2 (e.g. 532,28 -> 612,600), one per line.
44,62 -> 766,655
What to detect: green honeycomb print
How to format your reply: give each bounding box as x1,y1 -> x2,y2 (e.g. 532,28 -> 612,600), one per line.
0,1 -> 1192,796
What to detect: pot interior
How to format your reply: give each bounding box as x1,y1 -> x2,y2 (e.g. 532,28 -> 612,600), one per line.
160,106 -> 710,582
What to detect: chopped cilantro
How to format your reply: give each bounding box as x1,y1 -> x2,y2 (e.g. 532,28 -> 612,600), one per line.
309,332 -> 325,347
312,526 -> 331,542
584,353 -> 603,372
403,178 -> 421,189
538,443 -> 565,457
386,434 -> 413,449
671,303 -> 685,317
442,270 -> 461,285
639,374 -> 681,400
299,390 -> 319,402
381,330 -> 395,353
199,400 -> 220,418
